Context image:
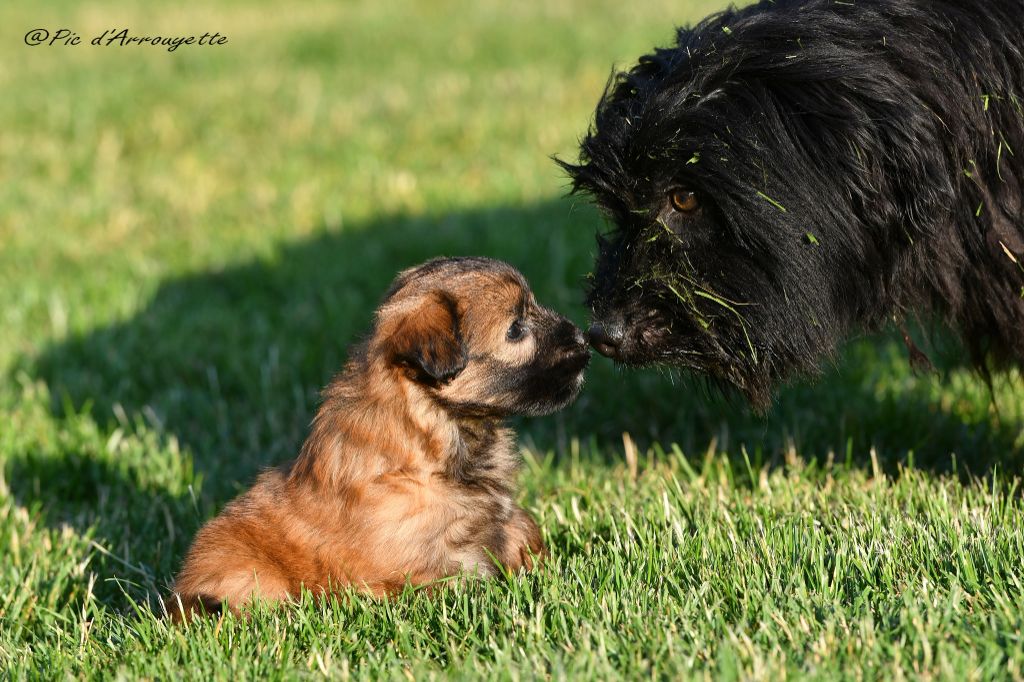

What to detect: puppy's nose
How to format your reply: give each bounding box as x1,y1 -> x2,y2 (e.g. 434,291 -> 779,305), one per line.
587,323 -> 624,359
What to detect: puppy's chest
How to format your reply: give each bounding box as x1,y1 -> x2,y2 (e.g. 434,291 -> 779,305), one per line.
370,428 -> 518,526
430,428 -> 520,541
444,426 -> 519,498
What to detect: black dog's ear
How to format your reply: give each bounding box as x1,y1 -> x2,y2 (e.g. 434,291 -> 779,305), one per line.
385,291 -> 467,384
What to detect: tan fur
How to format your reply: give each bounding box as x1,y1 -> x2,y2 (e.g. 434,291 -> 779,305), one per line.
166,258 -> 587,622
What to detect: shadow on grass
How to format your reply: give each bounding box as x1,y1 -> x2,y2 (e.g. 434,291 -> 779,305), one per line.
19,200 -> 609,499
6,197 -> 1024,606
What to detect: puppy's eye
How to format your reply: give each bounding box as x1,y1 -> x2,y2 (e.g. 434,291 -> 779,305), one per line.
669,189 -> 699,213
506,320 -> 527,342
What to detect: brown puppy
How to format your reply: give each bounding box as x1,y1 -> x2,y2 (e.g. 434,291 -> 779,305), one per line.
165,257 -> 589,621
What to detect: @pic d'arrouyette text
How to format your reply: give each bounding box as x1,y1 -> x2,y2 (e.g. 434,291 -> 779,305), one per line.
24,28 -> 228,52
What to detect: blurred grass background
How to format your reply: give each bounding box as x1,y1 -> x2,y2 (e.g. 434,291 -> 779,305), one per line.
2,0 -> 1023,678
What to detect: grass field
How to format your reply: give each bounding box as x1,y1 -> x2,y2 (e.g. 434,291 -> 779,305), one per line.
2,0 -> 1024,678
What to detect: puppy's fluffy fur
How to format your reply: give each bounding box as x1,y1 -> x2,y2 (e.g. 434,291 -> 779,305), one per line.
561,0 -> 1024,409
166,257 -> 589,620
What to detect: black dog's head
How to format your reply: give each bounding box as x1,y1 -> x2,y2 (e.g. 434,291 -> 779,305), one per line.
559,0 -> 975,409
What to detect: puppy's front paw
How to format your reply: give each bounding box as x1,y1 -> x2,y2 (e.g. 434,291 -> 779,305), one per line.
499,507 -> 546,572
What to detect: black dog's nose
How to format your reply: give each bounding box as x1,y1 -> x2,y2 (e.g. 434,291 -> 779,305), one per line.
587,323 -> 624,359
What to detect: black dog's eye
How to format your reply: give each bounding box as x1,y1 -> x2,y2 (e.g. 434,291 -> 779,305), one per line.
669,189 -> 700,213
506,320 -> 527,342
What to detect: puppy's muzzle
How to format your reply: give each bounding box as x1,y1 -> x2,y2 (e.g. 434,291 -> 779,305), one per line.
556,319 -> 589,358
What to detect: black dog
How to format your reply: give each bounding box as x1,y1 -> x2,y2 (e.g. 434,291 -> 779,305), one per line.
560,0 -> 1024,410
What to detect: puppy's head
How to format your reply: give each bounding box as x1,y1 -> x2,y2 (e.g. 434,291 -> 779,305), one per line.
556,4 -> 955,409
371,257 -> 590,418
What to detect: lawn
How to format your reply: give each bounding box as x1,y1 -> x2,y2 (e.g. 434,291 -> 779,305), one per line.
2,0 -> 1024,678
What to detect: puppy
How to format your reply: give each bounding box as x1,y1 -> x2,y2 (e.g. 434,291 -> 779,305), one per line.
166,257 -> 589,621
560,0 -> 1024,409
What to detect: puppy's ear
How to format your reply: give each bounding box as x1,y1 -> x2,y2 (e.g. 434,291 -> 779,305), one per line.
385,291 -> 468,384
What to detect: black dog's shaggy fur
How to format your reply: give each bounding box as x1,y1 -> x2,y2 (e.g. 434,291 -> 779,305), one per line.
560,0 -> 1024,410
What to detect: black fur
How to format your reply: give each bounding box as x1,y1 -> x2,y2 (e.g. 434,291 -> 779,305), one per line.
559,0 -> 1024,410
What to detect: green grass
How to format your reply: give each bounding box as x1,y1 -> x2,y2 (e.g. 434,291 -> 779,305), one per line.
2,0 -> 1024,678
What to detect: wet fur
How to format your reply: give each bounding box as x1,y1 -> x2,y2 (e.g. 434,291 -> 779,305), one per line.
166,257 -> 589,621
560,0 -> 1024,409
